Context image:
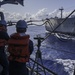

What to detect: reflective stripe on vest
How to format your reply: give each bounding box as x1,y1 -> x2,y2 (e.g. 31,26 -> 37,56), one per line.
8,33 -> 30,63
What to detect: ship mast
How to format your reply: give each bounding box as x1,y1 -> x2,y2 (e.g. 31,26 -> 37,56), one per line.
59,7 -> 64,18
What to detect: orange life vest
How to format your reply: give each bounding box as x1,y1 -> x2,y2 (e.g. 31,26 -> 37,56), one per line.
8,33 -> 30,63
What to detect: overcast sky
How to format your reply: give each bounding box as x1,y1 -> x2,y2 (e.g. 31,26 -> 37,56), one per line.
0,0 -> 75,21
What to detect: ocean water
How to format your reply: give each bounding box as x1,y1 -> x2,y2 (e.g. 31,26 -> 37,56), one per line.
7,25 -> 75,75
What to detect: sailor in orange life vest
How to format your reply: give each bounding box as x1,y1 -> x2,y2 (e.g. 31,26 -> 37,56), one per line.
0,20 -> 9,75
8,20 -> 34,75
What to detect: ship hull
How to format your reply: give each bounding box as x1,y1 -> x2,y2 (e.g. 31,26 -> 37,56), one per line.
45,18 -> 75,35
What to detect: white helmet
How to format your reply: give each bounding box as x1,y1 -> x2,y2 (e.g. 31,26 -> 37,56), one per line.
16,20 -> 27,28
0,20 -> 7,26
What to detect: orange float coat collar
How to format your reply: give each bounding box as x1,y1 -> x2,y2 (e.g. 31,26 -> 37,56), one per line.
8,33 -> 30,63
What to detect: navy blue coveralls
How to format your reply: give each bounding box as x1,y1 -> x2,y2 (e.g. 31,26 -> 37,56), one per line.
0,31 -> 9,75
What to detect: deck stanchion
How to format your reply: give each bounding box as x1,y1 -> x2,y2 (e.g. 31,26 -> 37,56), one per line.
30,35 -> 46,75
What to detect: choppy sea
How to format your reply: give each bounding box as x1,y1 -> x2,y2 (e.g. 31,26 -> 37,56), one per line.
7,25 -> 75,75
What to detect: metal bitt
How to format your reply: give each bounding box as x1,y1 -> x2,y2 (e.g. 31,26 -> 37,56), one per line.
31,35 -> 46,75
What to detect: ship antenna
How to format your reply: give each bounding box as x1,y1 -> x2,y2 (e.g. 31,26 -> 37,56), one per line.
59,7 -> 64,18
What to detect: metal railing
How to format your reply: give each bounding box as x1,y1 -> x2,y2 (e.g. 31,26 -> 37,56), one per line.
26,58 -> 57,75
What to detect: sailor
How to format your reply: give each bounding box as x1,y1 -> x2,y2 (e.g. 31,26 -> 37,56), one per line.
0,20 -> 9,75
8,20 -> 34,75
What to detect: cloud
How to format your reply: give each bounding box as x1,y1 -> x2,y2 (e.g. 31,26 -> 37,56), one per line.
0,8 -> 74,22
4,12 -> 23,21
30,8 -> 48,20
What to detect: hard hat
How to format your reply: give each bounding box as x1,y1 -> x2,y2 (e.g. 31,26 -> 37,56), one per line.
16,20 -> 27,29
0,20 -> 7,26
